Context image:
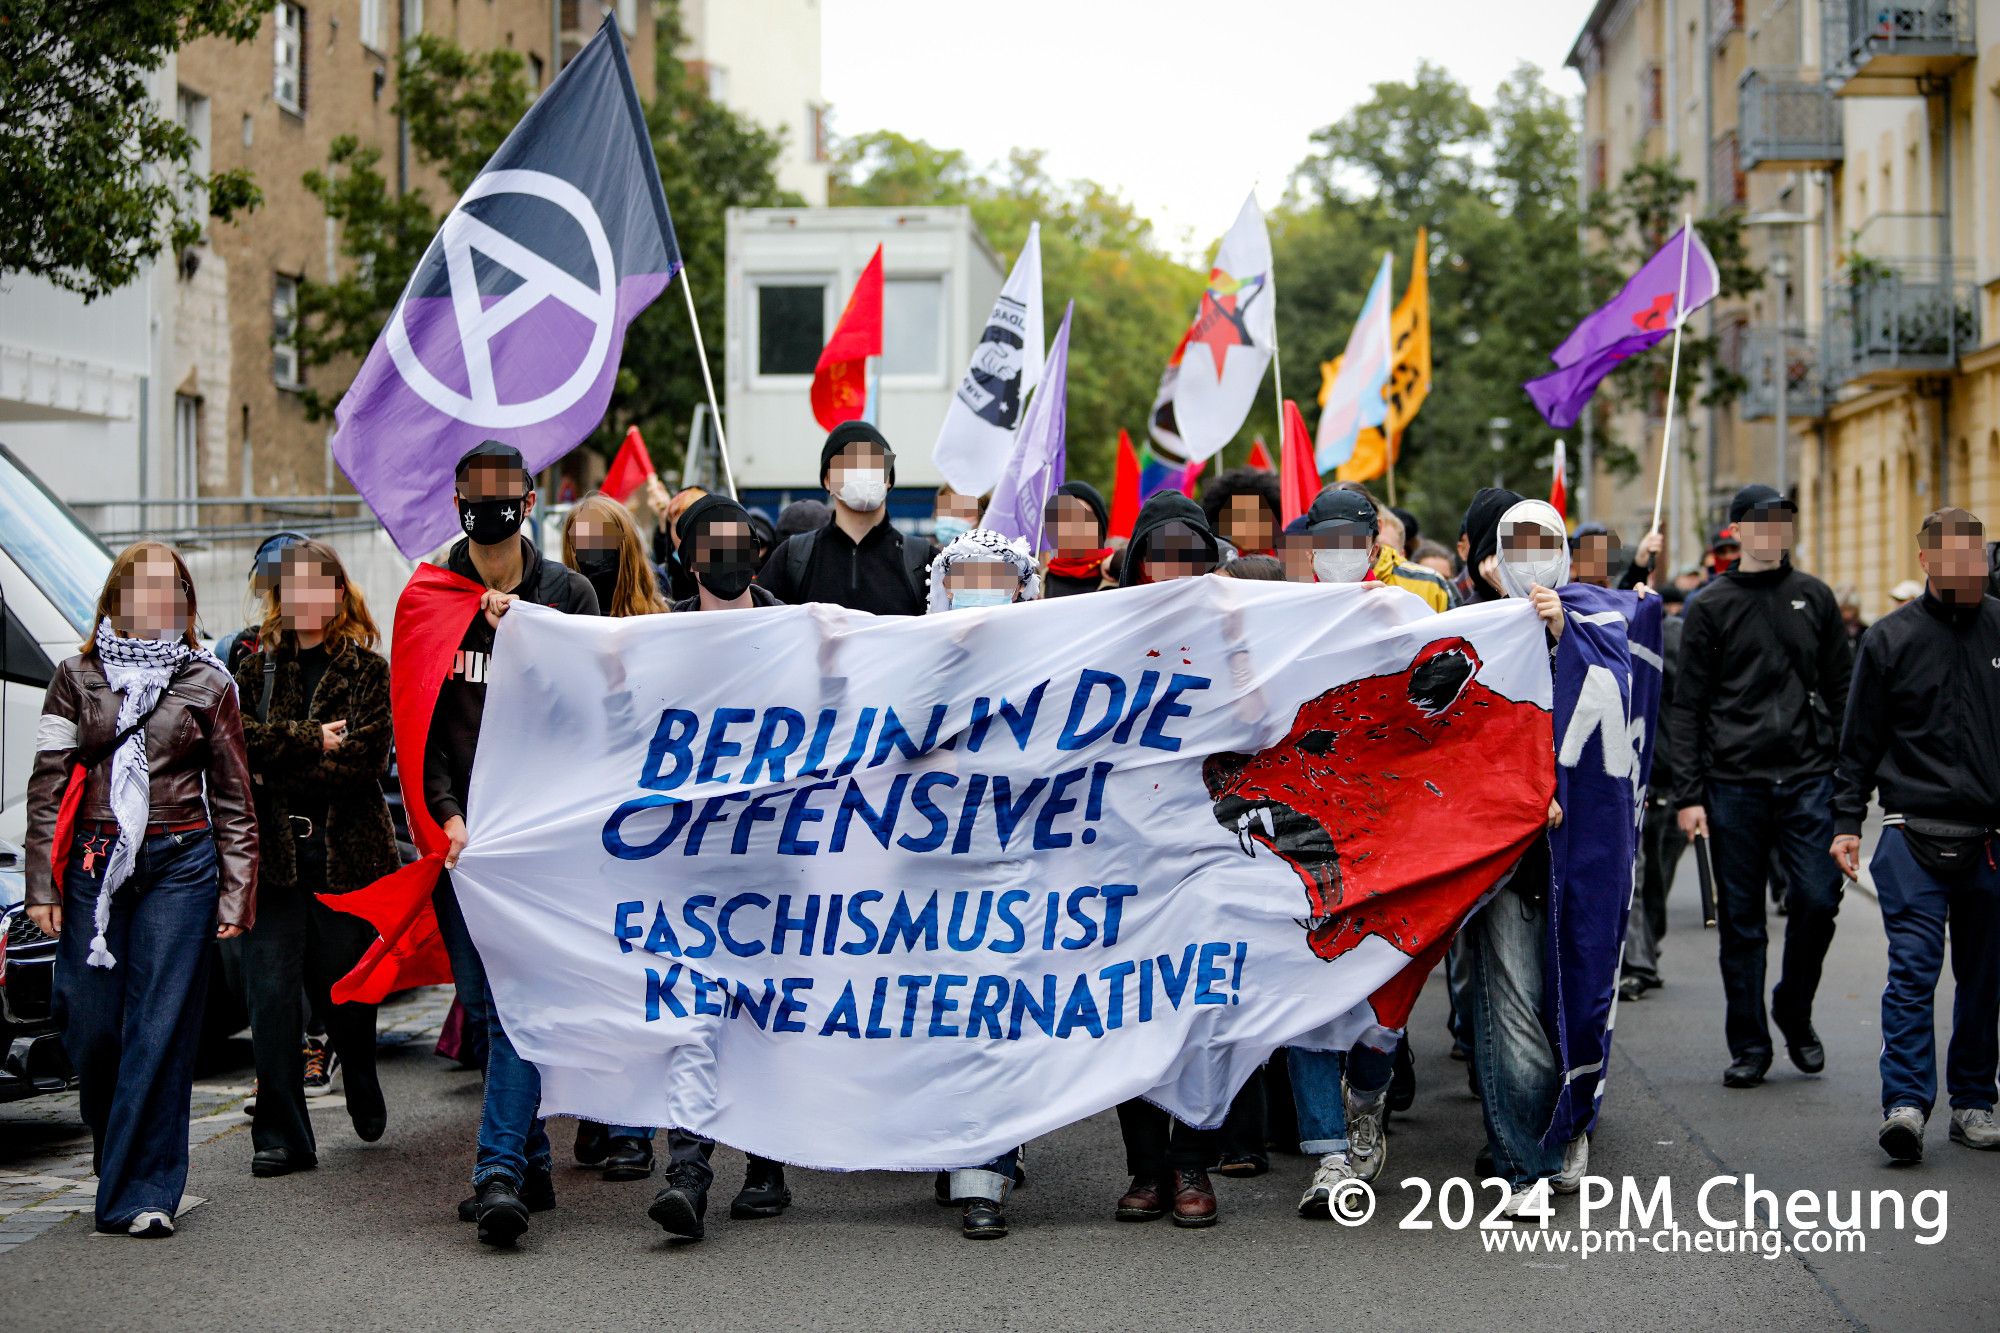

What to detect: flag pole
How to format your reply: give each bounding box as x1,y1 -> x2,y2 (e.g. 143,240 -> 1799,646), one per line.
1648,216 -> 1696,537
1386,428 -> 1399,508
678,268 -> 738,500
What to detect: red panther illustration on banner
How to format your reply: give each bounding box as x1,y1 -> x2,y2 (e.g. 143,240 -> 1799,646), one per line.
1203,636 -> 1554,1028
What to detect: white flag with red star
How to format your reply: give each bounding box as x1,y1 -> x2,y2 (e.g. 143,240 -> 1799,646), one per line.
1170,193 -> 1276,463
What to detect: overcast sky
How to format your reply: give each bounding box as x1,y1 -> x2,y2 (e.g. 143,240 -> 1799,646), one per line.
823,0 -> 1590,260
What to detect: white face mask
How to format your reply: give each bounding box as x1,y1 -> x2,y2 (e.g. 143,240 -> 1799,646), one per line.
1500,553 -> 1567,597
933,516 -> 972,546
1313,548 -> 1371,584
948,587 -> 1013,611
836,468 -> 889,512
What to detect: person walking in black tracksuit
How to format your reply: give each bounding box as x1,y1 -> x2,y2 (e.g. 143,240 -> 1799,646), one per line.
1669,484 -> 1851,1089
1832,508 -> 2000,1162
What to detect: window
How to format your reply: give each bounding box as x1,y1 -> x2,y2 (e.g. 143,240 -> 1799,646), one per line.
273,274 -> 301,388
176,89 -> 211,230
358,0 -> 385,54
173,394 -> 201,503
274,2 -> 306,115
757,283 -> 827,377
808,103 -> 829,164
882,277 -> 945,377
707,63 -> 730,103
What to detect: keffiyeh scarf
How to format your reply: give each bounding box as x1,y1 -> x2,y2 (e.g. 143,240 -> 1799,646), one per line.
86,621 -> 228,968
924,528 -> 1042,613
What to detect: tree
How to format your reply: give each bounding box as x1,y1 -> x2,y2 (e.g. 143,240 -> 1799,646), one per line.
0,0 -> 269,300
832,135 -> 1203,489
293,2 -> 795,471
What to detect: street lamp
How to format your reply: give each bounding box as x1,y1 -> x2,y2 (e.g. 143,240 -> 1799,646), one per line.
1487,417 -> 1510,490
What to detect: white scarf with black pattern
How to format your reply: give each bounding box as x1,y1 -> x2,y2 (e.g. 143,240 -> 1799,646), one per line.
86,621 -> 228,968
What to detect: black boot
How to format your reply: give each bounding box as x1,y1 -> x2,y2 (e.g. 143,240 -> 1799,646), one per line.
474,1178 -> 530,1247
459,1165 -> 554,1222
647,1164 -> 709,1241
1773,990 -> 1826,1074
1723,1054 -> 1772,1088
730,1157 -> 791,1219
251,1147 -> 317,1177
961,1197 -> 1008,1239
346,1064 -> 387,1143
573,1119 -> 612,1167
601,1135 -> 655,1181
1388,1040 -> 1417,1113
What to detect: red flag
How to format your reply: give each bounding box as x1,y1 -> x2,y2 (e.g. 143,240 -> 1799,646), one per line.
602,426 -> 654,503
811,245 -> 885,430
322,564 -> 483,1003
1179,456 -> 1207,498
1280,399 -> 1322,524
1549,438 -> 1568,521
1110,429 -> 1141,539
1245,437 -> 1274,472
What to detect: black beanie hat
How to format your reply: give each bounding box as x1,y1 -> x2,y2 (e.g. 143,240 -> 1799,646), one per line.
1460,487 -> 1525,570
820,421 -> 895,486
1053,480 -> 1109,535
675,493 -> 753,551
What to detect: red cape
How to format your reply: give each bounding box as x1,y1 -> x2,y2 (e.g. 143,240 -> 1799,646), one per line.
324,564 -> 484,1003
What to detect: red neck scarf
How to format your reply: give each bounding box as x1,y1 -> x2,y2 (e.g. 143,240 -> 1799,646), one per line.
1047,548 -> 1112,581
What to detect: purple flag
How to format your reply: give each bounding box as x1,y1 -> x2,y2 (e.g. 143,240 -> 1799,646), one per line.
1524,225 -> 1719,429
983,303 -> 1073,548
332,18 -> 681,557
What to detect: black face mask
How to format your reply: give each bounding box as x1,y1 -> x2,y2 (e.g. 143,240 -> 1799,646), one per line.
459,495 -> 528,546
694,558 -> 755,602
575,548 -> 619,579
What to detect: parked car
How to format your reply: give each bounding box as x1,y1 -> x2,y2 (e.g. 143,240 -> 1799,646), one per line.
1,835 -> 66,1099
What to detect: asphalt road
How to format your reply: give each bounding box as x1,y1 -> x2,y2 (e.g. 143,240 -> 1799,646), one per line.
3,855 -> 1995,1332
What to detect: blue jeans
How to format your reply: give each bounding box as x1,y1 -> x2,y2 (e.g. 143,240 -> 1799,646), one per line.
1465,885 -> 1564,1188
52,830 -> 219,1230
433,872 -> 550,1188
1872,826 -> 2000,1115
1705,775 -> 1845,1061
1287,1043 -> 1396,1155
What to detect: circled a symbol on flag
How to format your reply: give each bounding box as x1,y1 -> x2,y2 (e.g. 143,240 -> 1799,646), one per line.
386,169 -> 618,430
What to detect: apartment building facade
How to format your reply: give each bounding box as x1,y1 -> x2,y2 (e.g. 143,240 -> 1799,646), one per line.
1571,0 -> 2000,612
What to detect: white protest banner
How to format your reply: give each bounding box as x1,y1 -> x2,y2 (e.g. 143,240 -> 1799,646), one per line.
451,579 -> 1556,1171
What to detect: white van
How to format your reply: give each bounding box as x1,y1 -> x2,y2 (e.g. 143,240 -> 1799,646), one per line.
0,444 -> 114,844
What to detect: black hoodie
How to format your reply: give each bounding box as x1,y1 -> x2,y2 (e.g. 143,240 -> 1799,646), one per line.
424,536 -> 598,826
1458,487 -> 1524,603
1118,492 -> 1220,588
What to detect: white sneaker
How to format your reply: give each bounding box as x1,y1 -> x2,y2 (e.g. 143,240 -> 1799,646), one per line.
1342,1082 -> 1389,1184
1500,1178 -> 1555,1225
1554,1133 -> 1589,1194
1879,1105 -> 1926,1162
1297,1152 -> 1357,1218
1949,1106 -> 2000,1150
128,1210 -> 175,1238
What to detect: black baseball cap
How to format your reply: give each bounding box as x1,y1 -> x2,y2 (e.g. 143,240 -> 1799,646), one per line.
1304,487 -> 1378,536
1728,483 -> 1797,525
455,439 -> 530,485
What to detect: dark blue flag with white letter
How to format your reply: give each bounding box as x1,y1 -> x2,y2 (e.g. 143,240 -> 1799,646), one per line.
1540,584 -> 1662,1148
332,17 -> 680,556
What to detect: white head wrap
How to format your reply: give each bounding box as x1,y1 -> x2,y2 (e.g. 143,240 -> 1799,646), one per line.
925,528 -> 1041,613
1495,499 -> 1571,600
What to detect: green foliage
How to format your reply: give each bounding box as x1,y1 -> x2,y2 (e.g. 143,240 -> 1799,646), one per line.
293,0 -> 796,470
833,135 -> 1203,489
0,0 -> 272,300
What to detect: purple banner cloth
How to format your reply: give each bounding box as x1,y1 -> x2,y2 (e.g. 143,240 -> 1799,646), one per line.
983,303 -> 1074,549
331,18 -> 680,557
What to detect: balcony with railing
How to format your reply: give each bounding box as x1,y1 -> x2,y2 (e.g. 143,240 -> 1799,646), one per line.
1734,326 -> 1828,419
1822,0 -> 1976,92
1823,218 -> 1977,383
1738,68 -> 1843,168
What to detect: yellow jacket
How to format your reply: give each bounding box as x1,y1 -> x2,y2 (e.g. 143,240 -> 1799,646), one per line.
1371,546 -> 1455,613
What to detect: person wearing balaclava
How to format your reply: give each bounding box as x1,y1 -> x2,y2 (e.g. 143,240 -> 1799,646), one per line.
1456,487 -> 1526,604
427,440 -> 598,1247
1462,496 -> 1576,1218
757,421 -> 927,615
1118,492 -> 1221,587
1668,482 -> 1850,1095
1043,480 -> 1113,597
639,493 -> 792,1245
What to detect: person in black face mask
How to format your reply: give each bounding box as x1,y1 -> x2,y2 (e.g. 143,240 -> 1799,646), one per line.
428,441 -> 597,1247
1455,486 -> 1526,604
643,492 -> 788,1247
562,494 -> 669,619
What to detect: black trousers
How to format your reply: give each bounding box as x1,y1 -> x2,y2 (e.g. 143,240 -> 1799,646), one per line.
1116,1099 -> 1220,1177
242,860 -> 381,1156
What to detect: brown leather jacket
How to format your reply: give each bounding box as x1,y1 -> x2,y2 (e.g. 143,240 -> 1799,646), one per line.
25,654 -> 259,927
